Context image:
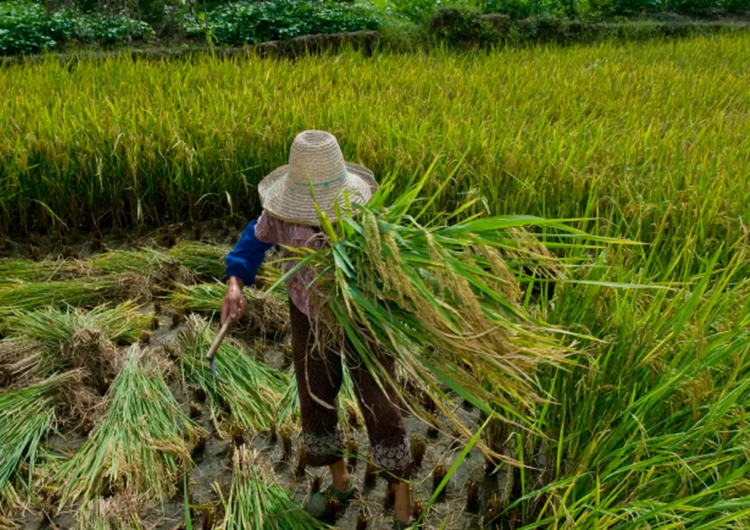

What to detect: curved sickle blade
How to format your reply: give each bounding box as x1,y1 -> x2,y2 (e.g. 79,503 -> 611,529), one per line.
210,356 -> 226,384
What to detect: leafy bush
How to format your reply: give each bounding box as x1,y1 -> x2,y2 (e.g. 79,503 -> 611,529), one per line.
484,0 -> 551,18
428,7 -> 502,43
0,2 -> 76,53
184,0 -> 381,44
388,0 -> 447,23
668,0 -> 749,13
477,0 -> 748,16
0,1 -> 153,54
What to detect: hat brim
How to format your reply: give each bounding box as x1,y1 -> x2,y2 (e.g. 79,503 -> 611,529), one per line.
257,162 -> 379,226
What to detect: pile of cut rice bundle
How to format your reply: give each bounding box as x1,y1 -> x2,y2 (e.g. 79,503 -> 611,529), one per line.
57,347 -> 205,507
219,446 -> 327,530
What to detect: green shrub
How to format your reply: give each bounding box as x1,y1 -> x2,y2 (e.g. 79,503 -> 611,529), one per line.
0,1 -> 153,54
184,0 -> 381,45
668,0 -> 748,13
477,0 -> 748,17
428,7 -> 502,44
722,0 -> 750,12
0,2 -> 76,54
388,0 -> 447,23
484,0 -> 551,18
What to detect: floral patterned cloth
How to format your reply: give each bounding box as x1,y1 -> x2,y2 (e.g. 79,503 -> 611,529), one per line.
254,211 -> 325,318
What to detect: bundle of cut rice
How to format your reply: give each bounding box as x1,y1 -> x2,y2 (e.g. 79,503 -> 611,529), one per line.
268,178 -> 605,442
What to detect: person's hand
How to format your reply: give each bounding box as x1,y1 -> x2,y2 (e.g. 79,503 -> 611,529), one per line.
221,276 -> 247,325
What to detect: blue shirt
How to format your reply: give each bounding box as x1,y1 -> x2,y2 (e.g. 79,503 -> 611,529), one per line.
225,218 -> 273,286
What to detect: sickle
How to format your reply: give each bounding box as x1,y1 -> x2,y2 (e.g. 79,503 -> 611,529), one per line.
205,314 -> 237,383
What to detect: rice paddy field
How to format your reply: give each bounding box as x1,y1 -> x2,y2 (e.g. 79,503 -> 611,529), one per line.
1,33 -> 750,529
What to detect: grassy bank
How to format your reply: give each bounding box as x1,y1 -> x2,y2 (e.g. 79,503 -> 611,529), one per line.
2,34 -> 749,269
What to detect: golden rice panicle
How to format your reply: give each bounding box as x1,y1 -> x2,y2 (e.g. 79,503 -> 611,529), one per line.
381,230 -> 414,302
425,233 -> 487,337
363,210 -> 385,273
476,243 -> 523,304
505,226 -> 560,280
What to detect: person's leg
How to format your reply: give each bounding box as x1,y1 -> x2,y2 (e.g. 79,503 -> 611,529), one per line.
345,346 -> 413,523
329,458 -> 350,491
392,482 -> 411,524
289,301 -> 346,476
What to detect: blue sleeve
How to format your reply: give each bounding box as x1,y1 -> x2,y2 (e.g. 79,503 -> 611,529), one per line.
225,219 -> 273,286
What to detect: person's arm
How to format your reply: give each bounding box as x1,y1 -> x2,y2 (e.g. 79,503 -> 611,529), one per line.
221,217 -> 274,324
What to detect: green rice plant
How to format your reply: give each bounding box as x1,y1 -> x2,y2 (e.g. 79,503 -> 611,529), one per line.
0,372 -> 77,510
178,315 -> 288,436
218,445 -> 328,530
0,301 -> 152,389
57,347 -> 205,507
500,241 -> 750,526
1,36 -> 749,278
168,282 -> 287,335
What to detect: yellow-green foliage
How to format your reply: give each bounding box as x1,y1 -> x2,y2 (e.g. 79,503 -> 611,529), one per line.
1,35 -> 748,269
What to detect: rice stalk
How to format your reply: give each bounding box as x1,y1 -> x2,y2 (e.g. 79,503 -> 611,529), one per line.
88,248 -> 178,276
287,185 -> 598,442
167,242 -> 228,281
177,315 -> 288,436
0,372 -> 78,510
0,245 -> 220,318
0,278 -> 114,319
0,338 -> 42,389
57,346 -> 205,507
0,259 -> 92,285
4,301 -> 152,346
219,445 -> 327,530
75,495 -> 147,530
168,282 -> 287,335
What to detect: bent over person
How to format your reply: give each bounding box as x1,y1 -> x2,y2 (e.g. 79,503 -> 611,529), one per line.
221,130 -> 413,529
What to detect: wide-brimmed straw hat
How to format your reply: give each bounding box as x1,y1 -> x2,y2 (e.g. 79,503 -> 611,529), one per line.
258,130 -> 378,226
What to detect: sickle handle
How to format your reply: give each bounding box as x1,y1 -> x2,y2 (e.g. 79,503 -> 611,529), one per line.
206,314 -> 237,360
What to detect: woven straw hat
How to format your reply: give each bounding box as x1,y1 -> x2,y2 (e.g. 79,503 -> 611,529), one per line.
258,130 -> 378,226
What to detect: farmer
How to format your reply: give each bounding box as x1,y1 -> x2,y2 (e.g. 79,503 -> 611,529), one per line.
221,130 -> 413,529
